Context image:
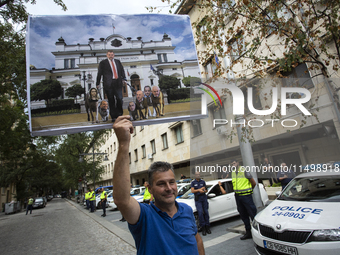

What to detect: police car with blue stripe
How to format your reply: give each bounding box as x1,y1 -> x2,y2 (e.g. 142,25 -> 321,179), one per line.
252,169 -> 340,255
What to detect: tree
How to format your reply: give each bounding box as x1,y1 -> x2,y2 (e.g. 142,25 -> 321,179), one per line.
0,0 -> 66,202
30,79 -> 63,105
182,76 -> 202,87
159,75 -> 181,103
65,84 -> 83,103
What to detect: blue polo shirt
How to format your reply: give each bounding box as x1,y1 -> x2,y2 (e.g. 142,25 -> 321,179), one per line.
191,179 -> 207,198
128,201 -> 198,255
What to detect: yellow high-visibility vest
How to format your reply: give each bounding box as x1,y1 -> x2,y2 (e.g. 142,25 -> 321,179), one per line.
232,166 -> 253,196
28,198 -> 34,205
100,190 -> 106,200
89,191 -> 96,201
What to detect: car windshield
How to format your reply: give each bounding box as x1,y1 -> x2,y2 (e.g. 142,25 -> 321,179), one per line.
35,198 -> 43,202
278,175 -> 340,202
180,185 -> 213,199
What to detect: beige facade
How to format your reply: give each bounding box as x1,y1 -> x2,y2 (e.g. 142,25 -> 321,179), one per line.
0,184 -> 17,211
94,1 -> 340,185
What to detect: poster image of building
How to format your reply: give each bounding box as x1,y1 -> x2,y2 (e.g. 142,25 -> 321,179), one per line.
27,14 -> 204,136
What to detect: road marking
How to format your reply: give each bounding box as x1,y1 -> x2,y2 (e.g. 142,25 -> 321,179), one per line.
203,232 -> 240,248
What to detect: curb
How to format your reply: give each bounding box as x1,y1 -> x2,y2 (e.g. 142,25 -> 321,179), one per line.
65,199 -> 135,248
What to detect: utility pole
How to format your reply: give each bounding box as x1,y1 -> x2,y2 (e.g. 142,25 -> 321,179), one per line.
235,116 -> 264,210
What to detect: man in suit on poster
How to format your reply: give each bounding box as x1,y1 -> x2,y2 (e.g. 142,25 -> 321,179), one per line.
96,50 -> 127,121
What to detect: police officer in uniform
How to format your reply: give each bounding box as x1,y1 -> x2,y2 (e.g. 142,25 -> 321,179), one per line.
191,171 -> 211,236
85,190 -> 91,210
89,188 -> 96,213
100,187 -> 107,217
26,197 -> 34,215
231,159 -> 257,240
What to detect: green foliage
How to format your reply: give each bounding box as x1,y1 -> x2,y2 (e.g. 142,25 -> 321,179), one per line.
30,79 -> 63,104
158,75 -> 181,91
169,88 -> 191,101
49,98 -> 75,107
182,76 -> 201,87
65,84 -> 83,102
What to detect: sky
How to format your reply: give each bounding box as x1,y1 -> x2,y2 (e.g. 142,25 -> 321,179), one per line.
26,0 -> 198,69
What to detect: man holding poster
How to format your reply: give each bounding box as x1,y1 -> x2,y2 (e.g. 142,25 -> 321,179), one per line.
96,50 -> 127,121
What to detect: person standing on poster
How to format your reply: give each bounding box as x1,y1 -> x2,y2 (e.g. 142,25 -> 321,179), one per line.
96,50 -> 127,122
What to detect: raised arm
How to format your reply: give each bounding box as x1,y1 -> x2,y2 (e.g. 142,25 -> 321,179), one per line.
112,116 -> 140,224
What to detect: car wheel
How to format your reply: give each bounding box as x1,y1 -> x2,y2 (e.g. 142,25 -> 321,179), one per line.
194,213 -> 202,232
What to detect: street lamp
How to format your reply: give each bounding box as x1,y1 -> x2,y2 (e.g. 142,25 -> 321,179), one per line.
78,145 -> 109,193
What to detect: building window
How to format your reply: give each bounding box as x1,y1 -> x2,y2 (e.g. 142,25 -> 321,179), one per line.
174,125 -> 184,144
157,54 -> 162,63
110,145 -> 112,154
197,17 -> 207,44
150,79 -> 154,85
281,63 -> 313,89
134,149 -> 138,162
56,75 -> 62,79
151,140 -> 156,154
130,65 -> 137,68
203,57 -> 218,81
172,68 -> 177,70
111,162 -> 113,172
163,54 -> 168,62
191,119 -> 202,137
64,59 -> 69,69
161,133 -> 168,150
70,59 -> 75,68
129,152 -> 131,164
114,142 -> 116,151
229,34 -> 246,61
141,145 -> 146,158
242,83 -> 262,114
211,106 -> 227,128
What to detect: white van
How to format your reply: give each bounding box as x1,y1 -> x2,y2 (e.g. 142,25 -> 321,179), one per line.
252,170 -> 340,255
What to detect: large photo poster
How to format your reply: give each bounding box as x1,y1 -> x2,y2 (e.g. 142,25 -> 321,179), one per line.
27,14 -> 204,136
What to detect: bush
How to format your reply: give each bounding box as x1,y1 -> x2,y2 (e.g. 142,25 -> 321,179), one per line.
168,88 -> 191,101
31,103 -> 80,116
48,99 -> 75,107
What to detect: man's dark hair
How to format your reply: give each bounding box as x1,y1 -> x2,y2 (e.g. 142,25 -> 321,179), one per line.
107,50 -> 114,53
144,85 -> 151,90
148,161 -> 174,186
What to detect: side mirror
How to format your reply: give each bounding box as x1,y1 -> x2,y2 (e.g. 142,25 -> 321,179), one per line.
208,194 -> 216,198
275,191 -> 281,197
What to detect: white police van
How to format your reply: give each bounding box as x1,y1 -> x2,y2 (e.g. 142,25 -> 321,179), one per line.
252,170 -> 340,255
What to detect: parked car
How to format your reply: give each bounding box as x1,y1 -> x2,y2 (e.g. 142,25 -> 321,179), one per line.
177,179 -> 269,229
32,197 -> 46,208
47,195 -> 53,201
130,186 -> 145,196
252,170 -> 340,255
96,190 -> 113,209
176,183 -> 191,199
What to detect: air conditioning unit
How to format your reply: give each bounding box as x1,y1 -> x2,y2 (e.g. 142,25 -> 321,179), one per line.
147,154 -> 153,160
216,126 -> 228,135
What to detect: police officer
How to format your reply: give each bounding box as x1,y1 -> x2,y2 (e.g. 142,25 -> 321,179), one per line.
191,171 -> 211,236
89,188 -> 96,213
231,159 -> 257,240
26,197 -> 34,215
100,187 -> 107,217
85,190 -> 90,210
142,182 -> 153,204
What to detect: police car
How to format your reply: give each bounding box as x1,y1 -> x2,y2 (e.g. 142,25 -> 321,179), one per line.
252,170 -> 340,255
177,179 -> 269,228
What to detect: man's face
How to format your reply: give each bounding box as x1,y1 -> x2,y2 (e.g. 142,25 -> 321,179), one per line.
152,87 -> 160,97
281,163 -> 287,170
148,170 -> 177,206
144,87 -> 151,97
264,158 -> 269,163
129,102 -> 135,111
107,51 -> 114,60
136,91 -> 144,101
195,172 -> 201,180
231,161 -> 239,168
100,101 -> 108,110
